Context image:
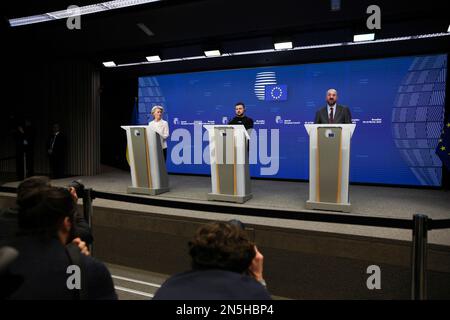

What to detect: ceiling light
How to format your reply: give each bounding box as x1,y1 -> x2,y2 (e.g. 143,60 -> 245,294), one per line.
204,50 -> 221,57
103,61 -> 116,67
108,32 -> 450,68
274,41 -> 293,50
146,55 -> 161,62
9,0 -> 161,27
353,33 -> 375,42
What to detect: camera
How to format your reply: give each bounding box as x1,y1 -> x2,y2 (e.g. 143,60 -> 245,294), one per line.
228,219 -> 245,230
229,219 -> 255,242
67,180 -> 85,199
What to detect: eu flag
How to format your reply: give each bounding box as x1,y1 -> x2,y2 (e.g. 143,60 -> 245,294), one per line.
436,115 -> 450,171
265,84 -> 287,101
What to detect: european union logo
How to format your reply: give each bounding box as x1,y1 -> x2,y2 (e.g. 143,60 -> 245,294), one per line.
436,116 -> 450,171
265,84 -> 287,101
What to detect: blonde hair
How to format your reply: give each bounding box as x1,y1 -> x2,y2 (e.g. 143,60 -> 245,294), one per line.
151,105 -> 164,115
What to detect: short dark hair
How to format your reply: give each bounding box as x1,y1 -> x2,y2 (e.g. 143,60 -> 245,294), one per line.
235,102 -> 245,109
188,222 -> 255,274
17,186 -> 75,238
17,176 -> 50,207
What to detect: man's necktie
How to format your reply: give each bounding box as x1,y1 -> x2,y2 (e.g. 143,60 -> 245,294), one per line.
51,135 -> 57,151
329,107 -> 334,123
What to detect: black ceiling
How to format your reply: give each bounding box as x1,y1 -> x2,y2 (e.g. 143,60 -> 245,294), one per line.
2,0 -> 449,63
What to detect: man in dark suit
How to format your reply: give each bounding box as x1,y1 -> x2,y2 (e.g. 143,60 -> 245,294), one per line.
14,119 -> 35,180
47,123 -> 66,179
314,89 -> 352,124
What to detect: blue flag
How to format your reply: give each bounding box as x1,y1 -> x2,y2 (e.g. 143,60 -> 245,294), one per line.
126,98 -> 139,165
265,84 -> 287,101
436,115 -> 450,171
131,97 -> 139,125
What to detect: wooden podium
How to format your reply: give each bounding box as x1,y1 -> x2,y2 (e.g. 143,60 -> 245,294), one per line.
121,125 -> 169,195
304,124 -> 356,212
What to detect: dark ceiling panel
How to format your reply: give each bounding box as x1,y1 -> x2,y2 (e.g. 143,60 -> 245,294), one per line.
2,0 -> 449,62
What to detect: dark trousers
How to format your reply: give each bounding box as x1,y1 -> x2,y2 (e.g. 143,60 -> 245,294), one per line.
163,148 -> 167,162
49,155 -> 64,179
16,152 -> 25,181
26,151 -> 34,177
16,151 -> 34,180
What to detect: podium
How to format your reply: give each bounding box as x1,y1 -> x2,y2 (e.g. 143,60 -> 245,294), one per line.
204,125 -> 252,203
121,125 -> 169,195
304,124 -> 356,212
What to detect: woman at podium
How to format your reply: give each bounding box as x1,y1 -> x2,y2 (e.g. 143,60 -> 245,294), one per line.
148,105 -> 170,161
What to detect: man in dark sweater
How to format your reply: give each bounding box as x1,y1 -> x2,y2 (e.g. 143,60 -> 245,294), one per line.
153,221 -> 271,300
0,176 -> 93,246
3,186 -> 116,300
228,102 -> 254,131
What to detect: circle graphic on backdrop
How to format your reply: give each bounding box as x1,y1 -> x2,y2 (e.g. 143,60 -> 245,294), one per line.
391,55 -> 446,186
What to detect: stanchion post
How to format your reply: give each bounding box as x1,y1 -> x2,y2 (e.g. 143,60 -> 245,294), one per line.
82,188 -> 94,254
411,214 -> 428,300
82,188 -> 94,227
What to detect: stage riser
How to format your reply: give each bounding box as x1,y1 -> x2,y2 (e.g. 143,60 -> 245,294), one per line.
91,205 -> 450,300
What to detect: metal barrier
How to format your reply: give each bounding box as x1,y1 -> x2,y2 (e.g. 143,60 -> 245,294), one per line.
0,156 -> 16,177
82,188 -> 94,227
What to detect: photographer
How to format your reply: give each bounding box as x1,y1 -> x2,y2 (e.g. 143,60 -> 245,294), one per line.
65,180 -> 94,245
4,186 -> 117,300
1,176 -> 93,245
153,221 -> 271,300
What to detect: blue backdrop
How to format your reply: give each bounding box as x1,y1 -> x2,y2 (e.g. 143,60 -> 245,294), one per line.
138,54 -> 447,186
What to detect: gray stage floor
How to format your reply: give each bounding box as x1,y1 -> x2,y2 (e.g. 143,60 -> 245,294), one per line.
3,166 -> 450,245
